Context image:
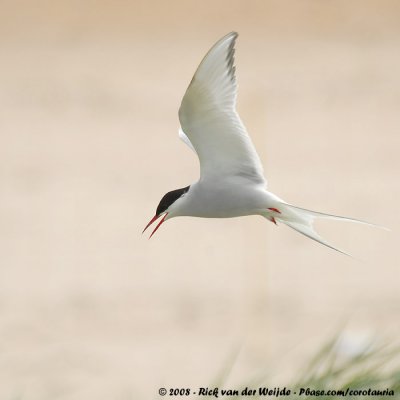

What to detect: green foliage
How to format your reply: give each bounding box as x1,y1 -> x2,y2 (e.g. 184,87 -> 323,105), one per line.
215,335 -> 400,400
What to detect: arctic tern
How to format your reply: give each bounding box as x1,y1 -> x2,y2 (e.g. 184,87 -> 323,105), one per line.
143,32 -> 374,254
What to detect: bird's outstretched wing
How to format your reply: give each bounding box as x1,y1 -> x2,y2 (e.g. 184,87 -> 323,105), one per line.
178,32 -> 266,185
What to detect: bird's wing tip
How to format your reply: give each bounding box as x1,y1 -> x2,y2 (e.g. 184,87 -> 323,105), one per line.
220,31 -> 238,43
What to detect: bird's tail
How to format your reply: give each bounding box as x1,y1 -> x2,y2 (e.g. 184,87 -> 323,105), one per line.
263,202 -> 379,256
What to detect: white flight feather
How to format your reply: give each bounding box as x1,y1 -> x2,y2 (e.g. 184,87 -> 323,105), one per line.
178,127 -> 196,153
178,32 -> 265,185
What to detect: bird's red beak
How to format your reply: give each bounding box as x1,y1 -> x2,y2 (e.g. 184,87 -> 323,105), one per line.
142,213 -> 168,239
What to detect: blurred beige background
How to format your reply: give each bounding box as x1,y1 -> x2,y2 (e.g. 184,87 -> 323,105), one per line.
0,0 -> 399,398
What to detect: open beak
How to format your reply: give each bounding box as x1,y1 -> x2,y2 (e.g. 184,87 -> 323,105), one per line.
142,213 -> 168,239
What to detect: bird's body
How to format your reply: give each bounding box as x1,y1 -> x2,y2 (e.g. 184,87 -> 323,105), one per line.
167,178 -> 274,219
143,32 -> 374,254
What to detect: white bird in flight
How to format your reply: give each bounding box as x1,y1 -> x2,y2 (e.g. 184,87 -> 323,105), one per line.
143,32 -> 374,254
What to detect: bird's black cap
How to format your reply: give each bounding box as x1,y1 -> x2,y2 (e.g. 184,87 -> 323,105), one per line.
156,186 -> 190,215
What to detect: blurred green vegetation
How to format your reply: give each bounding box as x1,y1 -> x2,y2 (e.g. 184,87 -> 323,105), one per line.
210,334 -> 400,399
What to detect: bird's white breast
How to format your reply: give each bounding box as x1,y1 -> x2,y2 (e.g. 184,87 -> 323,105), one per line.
169,178 -> 271,218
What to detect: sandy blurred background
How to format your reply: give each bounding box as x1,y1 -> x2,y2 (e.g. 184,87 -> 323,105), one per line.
0,0 -> 399,398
